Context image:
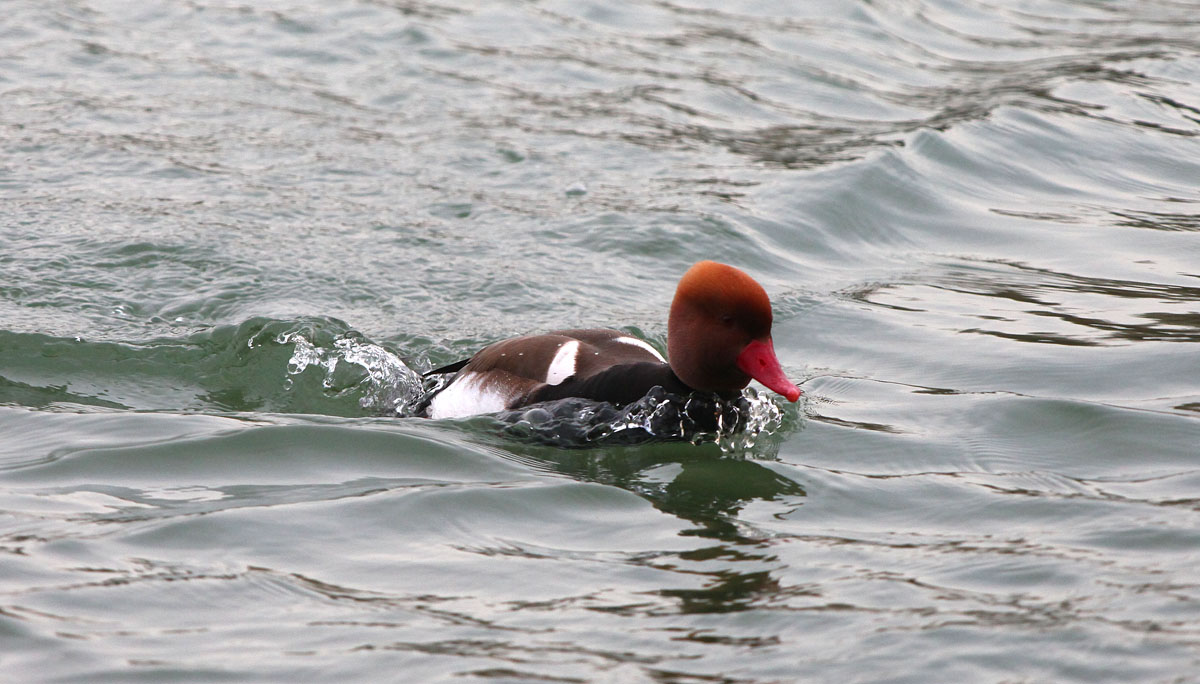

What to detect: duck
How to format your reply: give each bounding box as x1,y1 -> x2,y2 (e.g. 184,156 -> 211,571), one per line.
423,260 -> 801,420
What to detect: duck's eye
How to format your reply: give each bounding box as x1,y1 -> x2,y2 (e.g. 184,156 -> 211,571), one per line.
720,314 -> 735,326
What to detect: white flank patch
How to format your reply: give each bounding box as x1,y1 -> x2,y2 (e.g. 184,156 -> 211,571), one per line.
544,340 -> 580,385
428,373 -> 510,419
616,336 -> 665,362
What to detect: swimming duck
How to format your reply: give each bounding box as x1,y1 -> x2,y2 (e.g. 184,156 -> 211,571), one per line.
424,260 -> 800,419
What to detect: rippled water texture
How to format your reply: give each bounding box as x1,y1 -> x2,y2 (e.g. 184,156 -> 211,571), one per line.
3,0 -> 1200,681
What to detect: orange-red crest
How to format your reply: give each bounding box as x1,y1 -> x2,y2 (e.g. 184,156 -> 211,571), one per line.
672,260 -> 773,338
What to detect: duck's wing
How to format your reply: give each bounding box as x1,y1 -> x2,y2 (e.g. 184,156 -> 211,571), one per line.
424,358 -> 471,377
423,330 -> 669,419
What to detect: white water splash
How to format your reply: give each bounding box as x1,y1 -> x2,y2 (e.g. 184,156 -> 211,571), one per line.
499,385 -> 792,454
281,330 -> 425,414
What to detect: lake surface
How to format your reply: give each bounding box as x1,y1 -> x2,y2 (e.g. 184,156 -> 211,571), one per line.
3,0 -> 1200,681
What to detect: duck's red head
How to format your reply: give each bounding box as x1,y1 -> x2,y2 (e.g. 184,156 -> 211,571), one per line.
667,261 -> 801,402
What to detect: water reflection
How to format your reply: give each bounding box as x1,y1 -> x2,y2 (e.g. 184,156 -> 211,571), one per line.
511,445 -> 805,536
1110,209 -> 1200,233
498,443 -> 805,613
853,258 -> 1200,346
0,373 -> 129,411
437,1 -> 1199,174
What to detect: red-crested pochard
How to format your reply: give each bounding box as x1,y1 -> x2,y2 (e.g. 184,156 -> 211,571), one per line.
424,261 -> 800,419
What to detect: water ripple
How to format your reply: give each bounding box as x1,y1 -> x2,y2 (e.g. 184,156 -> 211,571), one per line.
3,1 -> 1200,682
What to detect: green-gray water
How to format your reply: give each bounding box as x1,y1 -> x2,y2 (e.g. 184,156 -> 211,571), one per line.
3,1 -> 1199,681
